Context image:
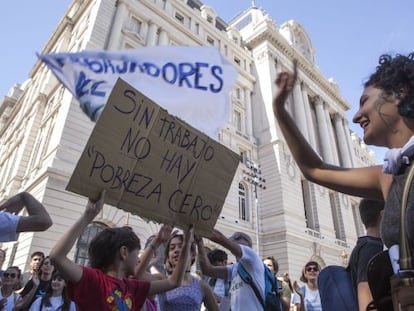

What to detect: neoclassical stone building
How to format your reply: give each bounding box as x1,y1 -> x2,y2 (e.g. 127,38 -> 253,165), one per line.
0,0 -> 375,281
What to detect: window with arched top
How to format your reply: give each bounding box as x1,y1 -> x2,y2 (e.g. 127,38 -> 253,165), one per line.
75,222 -> 108,266
238,182 -> 249,221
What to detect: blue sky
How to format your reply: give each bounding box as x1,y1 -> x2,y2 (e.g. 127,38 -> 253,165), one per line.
1,0 -> 413,162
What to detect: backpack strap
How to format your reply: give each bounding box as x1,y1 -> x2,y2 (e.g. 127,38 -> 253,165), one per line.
237,262 -> 265,309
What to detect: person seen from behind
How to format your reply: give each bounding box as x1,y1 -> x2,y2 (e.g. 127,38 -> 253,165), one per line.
348,199 -> 384,311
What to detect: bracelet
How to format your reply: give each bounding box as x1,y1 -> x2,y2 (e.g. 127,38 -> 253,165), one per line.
149,243 -> 157,251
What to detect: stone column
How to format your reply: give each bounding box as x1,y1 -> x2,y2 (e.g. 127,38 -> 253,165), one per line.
292,81 -> 308,140
333,113 -> 352,167
245,88 -> 253,137
343,119 -> 355,167
158,29 -> 169,45
301,83 -> 317,149
325,108 -> 339,164
146,22 -> 158,46
314,96 -> 333,163
107,1 -> 128,50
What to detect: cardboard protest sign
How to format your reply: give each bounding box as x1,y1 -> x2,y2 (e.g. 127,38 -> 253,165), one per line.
67,79 -> 240,235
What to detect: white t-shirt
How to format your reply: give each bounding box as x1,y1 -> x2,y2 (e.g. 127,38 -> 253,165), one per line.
291,284 -> 323,311
226,245 -> 265,311
0,291 -> 20,311
29,295 -> 77,311
0,212 -> 20,242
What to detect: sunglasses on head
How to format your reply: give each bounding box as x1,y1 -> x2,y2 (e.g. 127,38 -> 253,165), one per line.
306,266 -> 319,272
3,272 -> 17,278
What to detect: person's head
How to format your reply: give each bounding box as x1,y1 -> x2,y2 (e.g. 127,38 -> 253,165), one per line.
42,271 -> 72,311
1,266 -> 21,289
88,226 -> 141,276
359,199 -> 384,228
164,231 -> 196,270
50,271 -> 68,295
207,249 -> 228,266
300,261 -> 321,284
263,256 -> 279,274
30,251 -> 45,273
353,53 -> 414,147
38,256 -> 55,280
229,232 -> 253,248
283,272 -> 294,291
0,249 -> 6,268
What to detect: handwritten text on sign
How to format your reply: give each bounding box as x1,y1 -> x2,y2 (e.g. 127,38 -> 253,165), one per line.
67,79 -> 240,235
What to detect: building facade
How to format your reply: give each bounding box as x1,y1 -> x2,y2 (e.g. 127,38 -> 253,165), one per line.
0,0 -> 374,281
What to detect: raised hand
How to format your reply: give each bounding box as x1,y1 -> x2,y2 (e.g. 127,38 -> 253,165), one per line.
84,190 -> 105,221
155,224 -> 173,244
0,193 -> 26,214
273,60 -> 297,113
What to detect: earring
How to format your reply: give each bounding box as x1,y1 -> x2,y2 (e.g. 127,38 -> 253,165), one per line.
398,101 -> 414,118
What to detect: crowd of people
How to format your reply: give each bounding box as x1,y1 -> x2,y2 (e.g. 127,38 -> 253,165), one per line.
0,51 -> 413,310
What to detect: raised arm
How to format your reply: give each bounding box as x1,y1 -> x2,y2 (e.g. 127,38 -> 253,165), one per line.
272,61 -> 388,200
148,225 -> 194,295
209,229 -> 242,258
196,236 -> 228,280
49,190 -> 105,283
0,192 -> 52,233
135,224 -> 172,278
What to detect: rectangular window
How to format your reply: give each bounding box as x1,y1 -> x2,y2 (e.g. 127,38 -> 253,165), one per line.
330,192 -> 346,241
301,180 -> 319,231
175,12 -> 184,24
126,16 -> 142,34
234,110 -> 242,132
207,36 -> 215,46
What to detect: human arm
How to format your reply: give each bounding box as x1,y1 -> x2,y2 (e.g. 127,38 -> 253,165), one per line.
14,276 -> 40,310
0,192 -> 52,233
147,225 -> 194,295
135,224 -> 172,278
49,190 -> 105,283
200,279 -> 220,311
292,281 -> 304,311
272,61 -> 388,200
195,236 -> 228,280
357,282 -> 375,311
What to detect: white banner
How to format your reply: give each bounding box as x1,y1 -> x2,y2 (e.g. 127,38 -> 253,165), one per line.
39,46 -> 237,138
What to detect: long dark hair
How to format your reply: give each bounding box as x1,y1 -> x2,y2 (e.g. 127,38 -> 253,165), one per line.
39,271 -> 72,311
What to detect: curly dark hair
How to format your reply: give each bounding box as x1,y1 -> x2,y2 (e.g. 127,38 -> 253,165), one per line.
88,226 -> 141,269
365,53 -> 414,117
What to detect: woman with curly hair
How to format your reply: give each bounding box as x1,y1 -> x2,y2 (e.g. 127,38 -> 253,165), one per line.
273,52 -> 414,310
28,271 -> 76,311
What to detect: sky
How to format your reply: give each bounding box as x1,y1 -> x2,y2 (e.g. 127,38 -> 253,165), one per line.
1,0 -> 413,162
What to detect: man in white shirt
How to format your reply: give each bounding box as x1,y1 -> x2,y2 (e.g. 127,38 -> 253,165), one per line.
197,230 -> 265,311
